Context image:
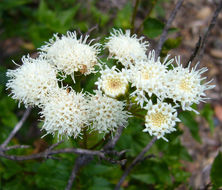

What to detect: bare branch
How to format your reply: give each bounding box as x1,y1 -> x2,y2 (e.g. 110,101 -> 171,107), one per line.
2,145 -> 30,151
103,125 -> 124,150
65,155 -> 93,190
131,0 -> 140,33
115,137 -> 157,190
47,140 -> 64,151
0,147 -> 105,161
198,1 -> 222,62
155,0 -> 184,59
85,24 -> 99,36
1,108 -> 31,148
185,36 -> 202,67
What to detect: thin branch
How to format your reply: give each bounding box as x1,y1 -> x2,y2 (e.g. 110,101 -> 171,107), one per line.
115,137 -> 157,190
185,36 -> 202,67
131,0 -> 140,33
0,147 -> 105,161
155,0 -> 184,59
85,24 -> 99,36
47,140 -> 64,151
103,125 -> 124,150
65,155 -> 93,190
1,108 -> 31,148
2,145 -> 30,151
198,1 -> 222,61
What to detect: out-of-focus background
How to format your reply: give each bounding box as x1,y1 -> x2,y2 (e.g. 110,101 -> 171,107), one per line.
0,0 -> 222,189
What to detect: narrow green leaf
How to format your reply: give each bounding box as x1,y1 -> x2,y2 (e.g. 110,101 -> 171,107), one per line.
131,173 -> 156,184
210,152 -> 222,189
201,104 -> 215,133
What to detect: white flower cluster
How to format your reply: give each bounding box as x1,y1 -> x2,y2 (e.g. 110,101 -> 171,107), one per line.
88,91 -> 129,134
6,29 -> 214,141
103,29 -> 214,141
39,31 -> 101,81
6,55 -> 58,107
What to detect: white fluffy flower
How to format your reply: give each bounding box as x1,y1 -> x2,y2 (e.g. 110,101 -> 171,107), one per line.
95,66 -> 128,98
88,91 -> 130,134
166,57 -> 215,113
39,31 -> 101,81
105,29 -> 149,66
143,100 -> 180,141
6,55 -> 58,107
129,50 -> 173,107
40,88 -> 89,139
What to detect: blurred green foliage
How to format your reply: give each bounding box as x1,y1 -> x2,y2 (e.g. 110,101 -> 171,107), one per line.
0,0 -> 217,189
210,152 -> 222,189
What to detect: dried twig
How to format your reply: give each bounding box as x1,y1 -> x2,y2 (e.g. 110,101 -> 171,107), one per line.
115,137 -> 157,190
155,0 -> 184,59
2,145 -> 30,151
197,1 -> 222,62
185,1 -> 222,67
85,24 -> 99,36
64,126 -> 125,190
1,108 -> 31,148
103,125 -> 124,150
185,36 -> 202,67
65,155 -> 93,190
131,0 -> 140,33
0,147 -> 105,161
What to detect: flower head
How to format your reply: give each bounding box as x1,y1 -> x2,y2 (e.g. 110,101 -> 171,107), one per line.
129,50 -> 173,107
40,88 -> 89,139
39,31 -> 101,81
88,91 -> 130,134
6,55 -> 58,107
105,29 -> 149,66
166,57 -> 215,113
143,100 -> 180,141
95,66 -> 128,98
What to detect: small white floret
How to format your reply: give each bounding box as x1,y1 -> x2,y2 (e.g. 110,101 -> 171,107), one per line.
40,88 -> 89,139
143,100 -> 180,141
39,31 -> 101,81
6,55 -> 58,107
95,66 -> 128,98
166,57 -> 215,113
105,29 -> 149,66
88,91 -> 130,134
129,50 -> 173,107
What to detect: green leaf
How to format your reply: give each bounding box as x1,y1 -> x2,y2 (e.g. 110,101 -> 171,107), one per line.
179,111 -> 201,142
89,177 -> 112,190
0,0 -> 31,10
143,18 -> 164,38
163,37 -> 182,50
2,160 -> 23,180
210,152 -> 222,189
131,173 -> 156,184
114,2 -> 133,29
201,103 -> 215,133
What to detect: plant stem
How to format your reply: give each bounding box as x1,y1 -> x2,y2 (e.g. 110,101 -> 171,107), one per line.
131,0 -> 140,33
83,128 -> 88,149
115,137 -> 157,190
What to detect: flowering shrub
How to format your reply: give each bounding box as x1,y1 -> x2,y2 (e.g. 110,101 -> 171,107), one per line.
6,29 -> 214,142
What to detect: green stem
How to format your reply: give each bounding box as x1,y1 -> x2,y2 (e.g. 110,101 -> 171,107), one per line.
83,128 -> 87,149
131,0 -> 140,33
